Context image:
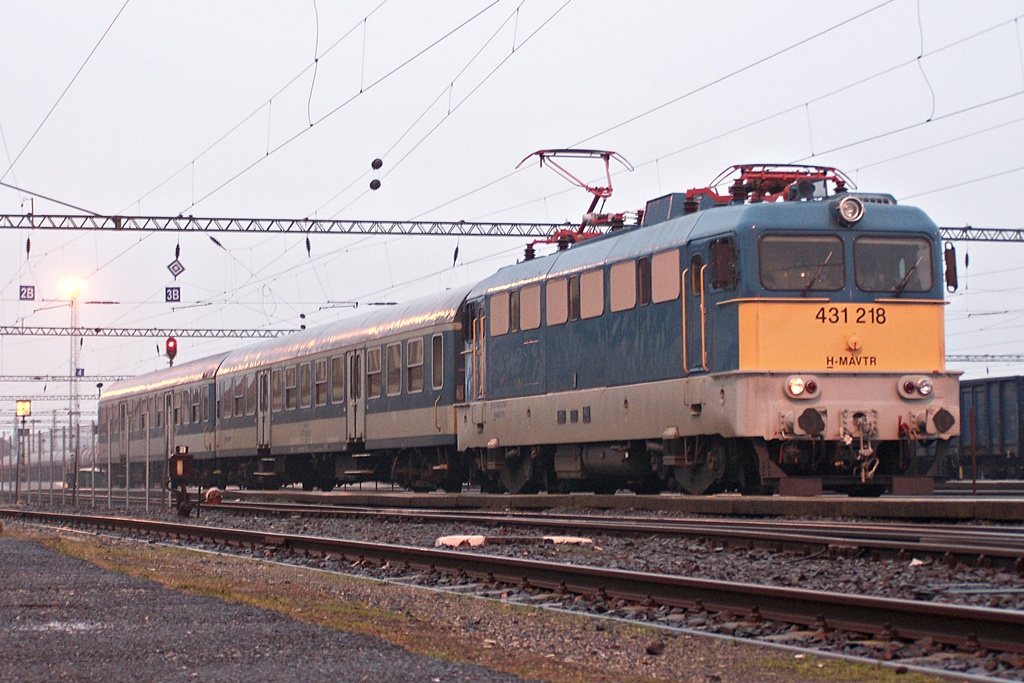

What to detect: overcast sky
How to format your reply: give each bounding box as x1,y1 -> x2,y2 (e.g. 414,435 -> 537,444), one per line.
2,0 -> 1023,422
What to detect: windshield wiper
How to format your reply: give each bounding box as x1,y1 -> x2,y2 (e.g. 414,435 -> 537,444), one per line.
892,255 -> 923,297
802,251 -> 833,297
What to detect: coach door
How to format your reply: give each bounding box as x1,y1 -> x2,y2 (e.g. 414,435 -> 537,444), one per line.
346,350 -> 365,442
163,392 -> 174,459
256,370 -> 271,452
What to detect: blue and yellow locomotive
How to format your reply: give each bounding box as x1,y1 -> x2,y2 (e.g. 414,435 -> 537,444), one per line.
97,164 -> 959,495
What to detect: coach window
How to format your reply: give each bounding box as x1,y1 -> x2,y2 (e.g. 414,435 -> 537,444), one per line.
521,284 -> 541,330
367,347 -> 382,398
407,338 -> 424,393
854,236 -> 932,293
271,368 -> 283,411
220,381 -> 230,419
568,275 -> 581,321
181,391 -> 190,425
246,375 -> 257,416
431,334 -> 444,390
192,387 -> 201,423
580,269 -> 604,319
490,291 -> 510,336
651,249 -> 681,303
759,235 -> 844,292
610,261 -> 637,312
234,378 -> 245,416
690,254 -> 704,296
285,366 -> 298,410
710,237 -> 738,289
331,356 -> 344,404
546,278 -> 568,326
386,343 -> 402,396
314,359 -> 328,406
201,387 -> 209,422
300,362 -> 312,409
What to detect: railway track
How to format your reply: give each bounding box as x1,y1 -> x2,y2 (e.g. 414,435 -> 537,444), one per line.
2,507 -> 1022,658
210,499 -> 1024,572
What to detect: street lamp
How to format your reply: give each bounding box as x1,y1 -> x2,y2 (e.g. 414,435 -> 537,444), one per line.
61,279 -> 85,505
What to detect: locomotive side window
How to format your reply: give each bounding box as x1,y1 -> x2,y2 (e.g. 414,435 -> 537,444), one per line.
710,237 -> 737,289
314,359 -> 328,406
521,284 -> 541,330
431,334 -> 444,390
330,356 -> 344,404
386,343 -> 402,396
759,235 -> 844,292
300,362 -> 312,409
490,291 -> 510,336
568,275 -> 581,321
651,249 -> 681,303
581,270 -> 604,319
690,255 -> 704,296
271,368 -> 283,411
407,338 -> 424,393
509,290 -> 521,332
854,236 -> 933,293
638,257 -> 652,306
234,378 -> 245,416
285,366 -> 297,410
367,348 -> 382,399
246,375 -> 257,416
546,278 -> 568,325
610,261 -> 637,312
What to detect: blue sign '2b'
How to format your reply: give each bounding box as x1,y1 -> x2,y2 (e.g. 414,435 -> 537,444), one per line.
165,287 -> 181,303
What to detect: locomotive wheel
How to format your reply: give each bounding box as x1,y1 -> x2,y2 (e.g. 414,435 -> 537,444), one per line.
499,452 -> 541,494
674,437 -> 728,495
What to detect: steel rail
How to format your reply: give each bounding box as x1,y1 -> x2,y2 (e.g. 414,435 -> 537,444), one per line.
2,508 -> 1022,654
210,501 -> 1024,569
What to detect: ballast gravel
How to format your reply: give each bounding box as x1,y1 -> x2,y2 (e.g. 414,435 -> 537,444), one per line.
0,535 -> 531,683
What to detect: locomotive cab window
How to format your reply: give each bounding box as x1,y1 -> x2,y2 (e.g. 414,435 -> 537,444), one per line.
854,236 -> 933,294
759,235 -> 844,292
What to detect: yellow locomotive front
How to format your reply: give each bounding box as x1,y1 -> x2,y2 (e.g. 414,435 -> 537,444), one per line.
723,189 -> 959,495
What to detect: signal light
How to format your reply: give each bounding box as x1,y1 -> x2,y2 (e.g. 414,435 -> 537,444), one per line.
166,337 -> 178,363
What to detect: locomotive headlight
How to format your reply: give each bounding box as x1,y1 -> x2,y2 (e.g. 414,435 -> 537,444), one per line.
916,378 -> 933,396
830,195 -> 865,227
786,375 -> 820,399
787,377 -> 805,396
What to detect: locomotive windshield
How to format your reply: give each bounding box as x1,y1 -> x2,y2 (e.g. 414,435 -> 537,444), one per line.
854,236 -> 932,294
758,235 -> 844,292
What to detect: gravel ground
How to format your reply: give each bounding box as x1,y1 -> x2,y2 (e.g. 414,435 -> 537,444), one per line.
0,524 -> 922,683
0,534 -> 532,683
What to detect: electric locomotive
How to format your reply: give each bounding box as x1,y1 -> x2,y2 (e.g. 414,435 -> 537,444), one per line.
97,164 -> 959,496
460,165 -> 959,495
